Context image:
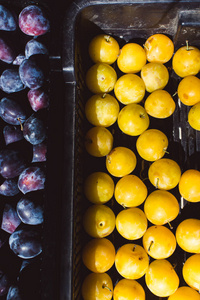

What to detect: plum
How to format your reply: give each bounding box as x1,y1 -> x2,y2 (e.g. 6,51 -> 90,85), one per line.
32,142 -> 47,162
3,125 -> 24,145
17,197 -> 44,225
6,285 -> 22,300
19,59 -> 45,90
0,98 -> 26,126
23,114 -> 46,145
18,166 -> 45,194
12,54 -> 26,66
0,5 -> 17,31
18,5 -> 50,36
25,39 -> 48,58
1,203 -> 21,234
0,69 -> 25,93
0,38 -> 15,64
0,149 -> 26,179
9,229 -> 42,259
0,270 -> 10,296
27,88 -> 49,112
0,179 -> 20,196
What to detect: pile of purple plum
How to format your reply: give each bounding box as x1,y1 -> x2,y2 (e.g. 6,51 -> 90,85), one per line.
0,3 -> 50,299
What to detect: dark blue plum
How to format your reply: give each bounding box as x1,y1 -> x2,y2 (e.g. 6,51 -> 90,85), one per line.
0,69 -> 25,93
17,197 -> 44,225
0,270 -> 10,296
9,229 -> 42,259
0,149 -> 26,179
25,39 -> 48,58
1,203 -> 21,234
18,5 -> 50,36
12,54 -> 25,66
32,142 -> 47,162
19,59 -> 44,90
0,98 -> 26,126
0,179 -> 20,196
18,166 -> 45,194
28,88 -> 49,112
0,5 -> 17,31
3,125 -> 24,145
6,285 -> 22,300
23,114 -> 46,145
0,38 -> 15,64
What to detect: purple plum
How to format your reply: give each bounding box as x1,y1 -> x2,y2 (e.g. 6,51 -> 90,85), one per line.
1,203 -> 21,234
18,166 -> 45,194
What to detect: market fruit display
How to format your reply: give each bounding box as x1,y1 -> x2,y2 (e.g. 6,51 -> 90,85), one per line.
81,29 -> 200,300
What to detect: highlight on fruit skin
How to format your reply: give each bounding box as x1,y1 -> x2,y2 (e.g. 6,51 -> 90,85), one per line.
176,218 -> 200,253
145,259 -> 179,297
144,33 -> 174,63
142,225 -> 176,259
115,243 -> 149,280
188,102 -> 200,131
148,158 -> 181,190
182,253 -> 200,291
114,174 -> 148,208
82,238 -> 115,273
113,278 -> 145,300
117,42 -> 147,73
172,41 -> 200,77
88,34 -> 120,65
81,272 -> 113,300
84,171 -> 114,204
106,146 -> 137,177
82,204 -> 116,238
85,62 -> 117,94
168,286 -> 200,300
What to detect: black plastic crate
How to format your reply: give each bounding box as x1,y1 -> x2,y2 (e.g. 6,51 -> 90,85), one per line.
62,1 -> 200,300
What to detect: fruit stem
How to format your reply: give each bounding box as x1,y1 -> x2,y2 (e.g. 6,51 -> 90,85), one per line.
102,284 -> 112,293
143,44 -> 148,51
122,204 -> 127,209
102,93 -> 107,99
168,221 -> 173,230
186,40 -> 189,51
104,35 -> 111,43
148,240 -> 154,252
132,245 -> 136,251
163,148 -> 169,155
139,113 -> 146,119
156,177 -> 159,189
17,117 -> 23,131
172,91 -> 177,97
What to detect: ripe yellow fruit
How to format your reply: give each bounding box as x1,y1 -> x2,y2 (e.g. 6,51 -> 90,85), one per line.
172,44 -> 200,77
82,238 -> 115,273
117,43 -> 147,73
178,169 -> 200,202
176,218 -> 200,253
177,75 -> 200,106
116,207 -> 148,240
142,225 -> 176,259
106,146 -> 137,177
86,63 -> 117,94
115,243 -> 149,280
141,62 -> 169,93
85,93 -> 120,127
144,189 -> 180,225
144,89 -> 176,118
117,103 -> 150,136
114,174 -> 148,208
113,278 -> 145,300
136,129 -> 168,161
182,254 -> 200,291
114,74 -> 145,105
168,286 -> 200,300
85,126 -> 113,157
144,33 -> 174,63
83,204 -> 116,238
89,34 -> 120,64
148,158 -> 181,190
81,272 -> 113,300
84,172 -> 114,204
188,102 -> 200,131
145,259 -> 179,297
